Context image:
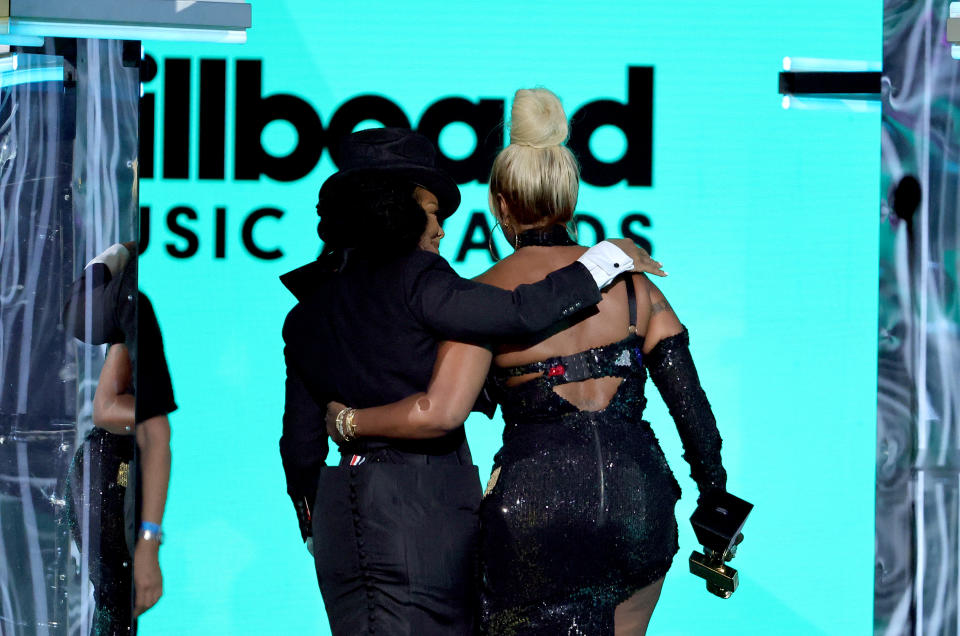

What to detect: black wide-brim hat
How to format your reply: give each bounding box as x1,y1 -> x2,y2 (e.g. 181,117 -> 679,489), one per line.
319,127 -> 461,220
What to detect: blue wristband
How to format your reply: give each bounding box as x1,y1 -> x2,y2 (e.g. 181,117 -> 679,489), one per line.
140,521 -> 161,534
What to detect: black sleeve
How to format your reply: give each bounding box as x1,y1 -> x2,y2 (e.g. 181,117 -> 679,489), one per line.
62,263 -> 125,345
279,311 -> 329,540
403,251 -> 602,341
645,329 -> 727,500
471,385 -> 498,418
133,292 -> 177,422
64,260 -> 176,422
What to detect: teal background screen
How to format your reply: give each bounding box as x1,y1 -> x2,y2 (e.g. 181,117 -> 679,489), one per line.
139,2 -> 880,633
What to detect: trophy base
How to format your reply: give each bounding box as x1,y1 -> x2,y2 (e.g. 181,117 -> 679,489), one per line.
707,582 -> 733,599
689,550 -> 739,598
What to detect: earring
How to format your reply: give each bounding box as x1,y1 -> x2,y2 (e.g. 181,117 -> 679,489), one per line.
500,221 -> 519,250
488,222 -> 502,262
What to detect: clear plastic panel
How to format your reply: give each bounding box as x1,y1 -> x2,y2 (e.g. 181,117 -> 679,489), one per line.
0,39 -> 139,635
877,1 -> 960,633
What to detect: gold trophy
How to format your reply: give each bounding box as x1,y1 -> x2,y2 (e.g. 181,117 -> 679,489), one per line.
688,491 -> 753,598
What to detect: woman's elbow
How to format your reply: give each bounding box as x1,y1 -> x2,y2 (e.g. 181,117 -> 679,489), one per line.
436,411 -> 466,433
92,406 -> 105,429
416,397 -> 468,434
92,392 -> 108,427
92,397 -> 125,433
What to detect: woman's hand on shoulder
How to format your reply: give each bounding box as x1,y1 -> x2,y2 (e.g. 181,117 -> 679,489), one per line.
606,239 -> 667,277
325,401 -> 348,443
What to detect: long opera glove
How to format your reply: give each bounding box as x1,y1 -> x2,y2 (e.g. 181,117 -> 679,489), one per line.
645,328 -> 727,500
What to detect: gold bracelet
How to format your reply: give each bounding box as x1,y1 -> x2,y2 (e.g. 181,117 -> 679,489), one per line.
335,408 -> 348,442
344,408 -> 358,440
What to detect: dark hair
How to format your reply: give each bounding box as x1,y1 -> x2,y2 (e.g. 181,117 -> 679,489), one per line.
316,172 -> 427,266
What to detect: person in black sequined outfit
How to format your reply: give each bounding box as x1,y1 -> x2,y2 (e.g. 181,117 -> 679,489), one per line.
327,89 -> 727,635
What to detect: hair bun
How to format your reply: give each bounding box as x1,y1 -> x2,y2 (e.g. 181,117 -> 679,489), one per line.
509,88 -> 569,149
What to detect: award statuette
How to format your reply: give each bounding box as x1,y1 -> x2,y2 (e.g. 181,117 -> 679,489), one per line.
688,491 -> 753,598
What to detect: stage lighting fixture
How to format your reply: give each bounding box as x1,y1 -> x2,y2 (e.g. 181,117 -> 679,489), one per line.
0,0 -> 250,45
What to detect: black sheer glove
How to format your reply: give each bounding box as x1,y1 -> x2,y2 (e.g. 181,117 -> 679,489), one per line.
645,328 -> 727,500
291,494 -> 313,543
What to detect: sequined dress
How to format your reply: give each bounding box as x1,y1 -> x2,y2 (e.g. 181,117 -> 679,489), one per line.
66,427 -> 137,635
479,280 -> 726,635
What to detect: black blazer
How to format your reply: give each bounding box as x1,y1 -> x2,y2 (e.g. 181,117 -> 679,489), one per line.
279,249 -> 601,504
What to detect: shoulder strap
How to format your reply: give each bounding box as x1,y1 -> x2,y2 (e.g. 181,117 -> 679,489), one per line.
625,274 -> 638,332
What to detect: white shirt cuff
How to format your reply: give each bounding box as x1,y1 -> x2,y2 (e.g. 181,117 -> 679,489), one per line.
85,243 -> 131,277
576,241 -> 634,289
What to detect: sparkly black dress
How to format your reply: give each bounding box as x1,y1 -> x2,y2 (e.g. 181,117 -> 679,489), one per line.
479,229 -> 727,635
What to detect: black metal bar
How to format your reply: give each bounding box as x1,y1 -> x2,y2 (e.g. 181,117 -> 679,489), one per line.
778,71 -> 882,97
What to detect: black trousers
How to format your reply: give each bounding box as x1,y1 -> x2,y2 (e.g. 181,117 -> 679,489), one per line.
312,458 -> 481,636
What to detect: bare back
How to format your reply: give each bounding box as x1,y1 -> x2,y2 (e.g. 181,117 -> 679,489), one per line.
476,245 -> 682,412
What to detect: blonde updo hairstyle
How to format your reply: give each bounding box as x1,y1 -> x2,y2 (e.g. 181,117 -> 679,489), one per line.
489,88 -> 579,228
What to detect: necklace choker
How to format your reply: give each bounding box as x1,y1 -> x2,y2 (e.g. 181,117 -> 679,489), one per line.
514,225 -> 578,248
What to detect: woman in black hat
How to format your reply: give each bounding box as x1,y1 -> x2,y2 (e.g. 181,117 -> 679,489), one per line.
279,127 -> 662,635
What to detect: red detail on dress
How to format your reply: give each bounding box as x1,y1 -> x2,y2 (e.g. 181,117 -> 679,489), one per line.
547,364 -> 565,377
